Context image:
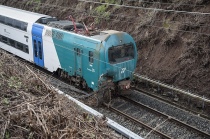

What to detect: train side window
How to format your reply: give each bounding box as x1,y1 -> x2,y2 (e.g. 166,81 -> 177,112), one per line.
38,41 -> 42,59
0,34 -> 29,54
2,36 -> 8,43
13,19 -> 21,29
34,40 -> 38,57
9,39 -> 15,47
21,22 -> 28,31
24,45 -> 29,54
89,51 -> 94,63
76,48 -> 81,56
17,42 -> 23,50
5,17 -> 13,26
0,15 -> 5,23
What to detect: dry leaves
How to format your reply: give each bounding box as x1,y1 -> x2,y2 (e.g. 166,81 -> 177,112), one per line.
0,51 -> 117,138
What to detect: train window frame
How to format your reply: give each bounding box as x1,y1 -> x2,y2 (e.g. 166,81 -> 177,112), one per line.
0,15 -> 5,23
38,41 -> 42,60
0,15 -> 28,32
89,51 -> 94,63
13,19 -> 22,29
34,40 -> 38,57
16,42 -> 24,51
76,48 -> 81,56
0,34 -> 29,54
24,45 -> 29,53
21,22 -> 28,31
5,17 -> 13,26
2,36 -> 8,43
9,39 -> 15,47
108,43 -> 134,64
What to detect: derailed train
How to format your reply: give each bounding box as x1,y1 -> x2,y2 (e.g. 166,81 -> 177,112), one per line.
0,5 -> 137,96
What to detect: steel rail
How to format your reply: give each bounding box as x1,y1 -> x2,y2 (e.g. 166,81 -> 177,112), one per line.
134,74 -> 210,103
135,88 -> 210,120
121,96 -> 210,138
103,103 -> 172,139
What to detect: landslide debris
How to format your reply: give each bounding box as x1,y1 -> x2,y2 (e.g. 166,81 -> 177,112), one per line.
0,51 -> 116,138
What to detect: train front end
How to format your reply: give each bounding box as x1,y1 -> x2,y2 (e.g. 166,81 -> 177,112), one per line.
103,30 -> 137,92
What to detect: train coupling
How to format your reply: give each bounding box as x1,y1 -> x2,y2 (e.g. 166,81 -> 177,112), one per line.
118,80 -> 131,90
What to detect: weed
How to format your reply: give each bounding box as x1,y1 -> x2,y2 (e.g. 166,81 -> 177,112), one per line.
8,76 -> 22,89
94,4 -> 111,24
2,98 -> 9,105
34,0 -> 41,3
95,5 -> 108,14
104,0 -> 118,4
5,131 -> 10,139
35,3 -> 41,11
163,19 -> 170,29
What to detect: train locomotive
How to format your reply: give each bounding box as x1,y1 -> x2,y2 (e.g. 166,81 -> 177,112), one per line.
0,5 -> 137,100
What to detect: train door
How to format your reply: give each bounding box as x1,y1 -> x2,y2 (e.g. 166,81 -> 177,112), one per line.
32,36 -> 44,67
74,47 -> 83,76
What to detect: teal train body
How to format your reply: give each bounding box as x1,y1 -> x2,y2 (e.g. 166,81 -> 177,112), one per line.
51,29 -> 137,91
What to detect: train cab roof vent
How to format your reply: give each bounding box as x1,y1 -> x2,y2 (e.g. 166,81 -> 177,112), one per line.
37,17 -> 58,24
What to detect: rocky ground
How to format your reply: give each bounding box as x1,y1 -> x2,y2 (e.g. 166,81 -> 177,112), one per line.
1,0 -> 210,96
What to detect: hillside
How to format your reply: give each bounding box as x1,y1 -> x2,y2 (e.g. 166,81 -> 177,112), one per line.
1,0 -> 210,97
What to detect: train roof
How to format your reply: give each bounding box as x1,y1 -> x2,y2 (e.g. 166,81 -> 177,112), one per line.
91,30 -> 123,41
0,5 -> 51,23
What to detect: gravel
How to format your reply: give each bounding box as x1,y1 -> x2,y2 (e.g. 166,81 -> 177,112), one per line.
130,90 -> 210,134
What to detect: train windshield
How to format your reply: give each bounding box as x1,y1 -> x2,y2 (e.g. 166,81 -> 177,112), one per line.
108,43 -> 134,64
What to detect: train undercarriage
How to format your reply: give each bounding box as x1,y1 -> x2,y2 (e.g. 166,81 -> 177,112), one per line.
55,68 -> 131,105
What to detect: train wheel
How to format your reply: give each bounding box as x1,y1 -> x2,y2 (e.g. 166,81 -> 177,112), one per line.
103,89 -> 112,104
96,90 -> 103,106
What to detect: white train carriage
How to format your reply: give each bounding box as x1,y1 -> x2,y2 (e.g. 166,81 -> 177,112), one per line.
0,5 -> 60,72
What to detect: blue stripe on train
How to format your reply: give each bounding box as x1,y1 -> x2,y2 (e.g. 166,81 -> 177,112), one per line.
32,24 -> 44,67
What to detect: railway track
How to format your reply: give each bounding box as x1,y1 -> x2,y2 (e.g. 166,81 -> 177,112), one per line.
132,74 -> 210,121
135,87 -> 210,120
103,93 -> 210,139
2,50 -> 210,138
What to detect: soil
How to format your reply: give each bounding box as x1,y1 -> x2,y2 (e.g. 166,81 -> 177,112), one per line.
1,0 -> 210,97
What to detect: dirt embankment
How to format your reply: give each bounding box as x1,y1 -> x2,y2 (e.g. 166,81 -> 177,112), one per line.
1,0 -> 210,96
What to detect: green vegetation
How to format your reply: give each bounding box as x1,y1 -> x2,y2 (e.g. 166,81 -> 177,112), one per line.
95,4 -> 108,14
163,19 -> 170,29
34,0 -> 41,3
35,2 -> 41,11
26,0 -> 40,6
104,0 -> 117,4
5,131 -> 10,139
94,0 -> 120,23
2,98 -> 9,105
8,76 -> 22,89
94,4 -> 111,23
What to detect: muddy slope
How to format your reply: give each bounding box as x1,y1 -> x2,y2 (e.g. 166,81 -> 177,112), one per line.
1,0 -> 210,96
